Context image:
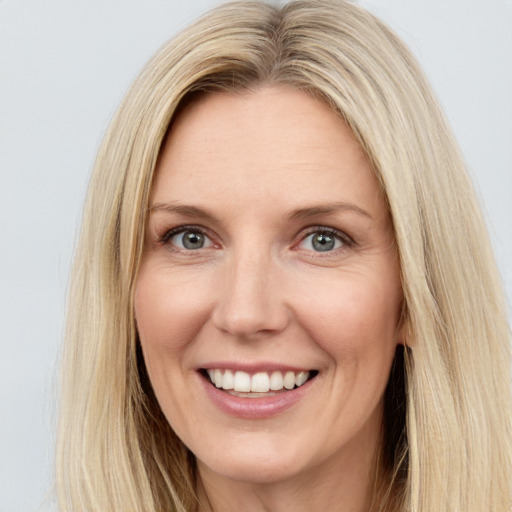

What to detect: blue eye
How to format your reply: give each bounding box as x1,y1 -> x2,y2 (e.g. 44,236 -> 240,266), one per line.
300,230 -> 346,252
169,229 -> 213,250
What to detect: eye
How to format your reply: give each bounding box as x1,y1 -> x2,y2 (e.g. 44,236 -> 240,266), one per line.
165,227 -> 214,250
299,228 -> 349,253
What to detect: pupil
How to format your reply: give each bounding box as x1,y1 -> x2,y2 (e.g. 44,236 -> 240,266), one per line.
183,232 -> 204,249
312,233 -> 335,252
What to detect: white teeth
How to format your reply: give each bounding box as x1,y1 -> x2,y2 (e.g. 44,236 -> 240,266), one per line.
251,372 -> 270,392
269,371 -> 284,390
214,369 -> 223,388
283,371 -> 296,390
295,371 -> 308,387
205,369 -> 312,393
222,369 -> 234,390
233,371 -> 251,392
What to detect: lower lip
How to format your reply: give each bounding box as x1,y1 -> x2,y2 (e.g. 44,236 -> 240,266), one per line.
200,373 -> 316,419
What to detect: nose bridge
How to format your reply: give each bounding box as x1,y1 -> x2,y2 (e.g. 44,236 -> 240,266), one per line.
212,241 -> 288,337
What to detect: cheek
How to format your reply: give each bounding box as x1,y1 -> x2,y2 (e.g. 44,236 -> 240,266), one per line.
293,267 -> 402,358
134,263 -> 209,427
134,262 -> 212,357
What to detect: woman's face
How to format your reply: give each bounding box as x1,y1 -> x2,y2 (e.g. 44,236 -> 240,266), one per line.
135,86 -> 403,486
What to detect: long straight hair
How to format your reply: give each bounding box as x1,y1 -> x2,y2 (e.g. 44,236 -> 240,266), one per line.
57,1 -> 512,510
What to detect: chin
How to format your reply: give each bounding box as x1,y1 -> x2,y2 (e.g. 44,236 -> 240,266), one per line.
196,440 -> 311,485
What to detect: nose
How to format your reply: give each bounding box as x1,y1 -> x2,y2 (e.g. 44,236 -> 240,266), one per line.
211,248 -> 290,339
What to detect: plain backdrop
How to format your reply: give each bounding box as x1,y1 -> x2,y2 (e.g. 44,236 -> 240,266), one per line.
0,1 -> 511,511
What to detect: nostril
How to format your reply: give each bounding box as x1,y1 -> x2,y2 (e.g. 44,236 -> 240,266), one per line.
210,270 -> 290,338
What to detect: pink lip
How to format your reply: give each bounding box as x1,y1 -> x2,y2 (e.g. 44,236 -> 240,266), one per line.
197,361 -> 312,373
199,371 -> 316,419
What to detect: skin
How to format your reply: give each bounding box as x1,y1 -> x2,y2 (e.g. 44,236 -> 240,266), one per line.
135,86 -> 404,512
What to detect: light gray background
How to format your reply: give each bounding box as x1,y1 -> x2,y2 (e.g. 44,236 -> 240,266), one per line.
1,1 -> 510,511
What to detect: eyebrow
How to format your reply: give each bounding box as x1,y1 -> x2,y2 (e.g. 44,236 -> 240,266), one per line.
286,202 -> 373,221
148,202 -> 219,221
148,201 -> 373,221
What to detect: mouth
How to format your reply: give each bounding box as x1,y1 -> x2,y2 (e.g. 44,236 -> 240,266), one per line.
200,368 -> 319,398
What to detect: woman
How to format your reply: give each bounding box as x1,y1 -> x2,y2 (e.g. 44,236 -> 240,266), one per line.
56,1 -> 512,511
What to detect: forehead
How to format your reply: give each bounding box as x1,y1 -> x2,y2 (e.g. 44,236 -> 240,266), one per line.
151,86 -> 388,222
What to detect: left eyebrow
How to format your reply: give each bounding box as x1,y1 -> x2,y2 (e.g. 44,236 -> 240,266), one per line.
286,202 -> 373,221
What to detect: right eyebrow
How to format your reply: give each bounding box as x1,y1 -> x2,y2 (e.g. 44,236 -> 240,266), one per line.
148,202 -> 219,221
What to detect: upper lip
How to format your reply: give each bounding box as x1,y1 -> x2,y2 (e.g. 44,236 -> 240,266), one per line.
197,362 -> 316,373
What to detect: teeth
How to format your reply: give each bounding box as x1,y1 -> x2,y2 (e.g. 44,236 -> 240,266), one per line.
222,369 -> 234,390
269,371 -> 283,391
214,369 -> 223,388
233,371 -> 251,392
251,372 -> 270,392
205,369 -> 312,393
283,371 -> 295,390
295,371 -> 308,387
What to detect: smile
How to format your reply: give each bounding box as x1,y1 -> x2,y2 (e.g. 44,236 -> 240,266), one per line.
198,366 -> 320,418
204,369 -> 318,396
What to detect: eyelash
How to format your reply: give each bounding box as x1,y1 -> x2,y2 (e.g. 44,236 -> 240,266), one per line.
298,226 -> 354,253
157,225 -> 212,245
156,225 -> 354,254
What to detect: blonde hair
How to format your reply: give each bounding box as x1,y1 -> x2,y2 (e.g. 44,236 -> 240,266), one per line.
57,1 -> 512,510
